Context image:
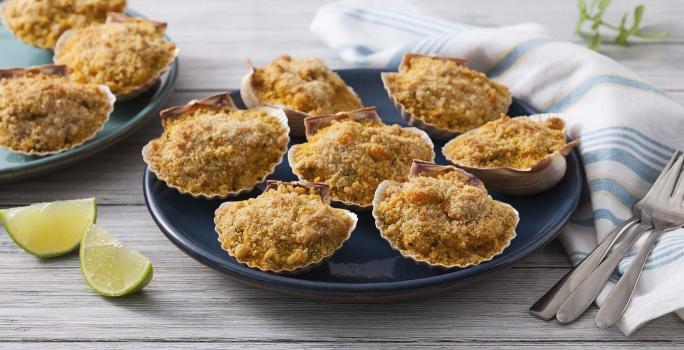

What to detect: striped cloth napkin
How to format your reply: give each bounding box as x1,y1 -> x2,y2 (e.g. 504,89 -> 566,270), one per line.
310,1 -> 684,335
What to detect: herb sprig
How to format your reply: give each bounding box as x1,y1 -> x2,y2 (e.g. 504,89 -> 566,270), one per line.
575,0 -> 668,50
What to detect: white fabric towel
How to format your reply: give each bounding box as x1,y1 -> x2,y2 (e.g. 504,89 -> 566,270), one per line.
311,1 -> 684,336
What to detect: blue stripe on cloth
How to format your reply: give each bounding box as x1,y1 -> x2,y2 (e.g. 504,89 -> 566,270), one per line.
487,38 -> 556,78
644,251 -> 684,271
582,148 -> 659,182
582,127 -> 675,154
330,8 -> 432,36
333,44 -> 375,56
619,242 -> 684,271
592,208 -> 625,226
581,136 -> 671,164
546,75 -> 667,113
588,178 -> 638,208
332,4 -> 465,33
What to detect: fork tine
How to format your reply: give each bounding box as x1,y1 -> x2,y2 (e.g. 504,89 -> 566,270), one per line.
643,151 -> 680,199
672,155 -> 684,202
658,153 -> 684,200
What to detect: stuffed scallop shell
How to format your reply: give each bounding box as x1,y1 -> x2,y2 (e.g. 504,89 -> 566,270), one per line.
142,93 -> 289,199
287,107 -> 435,209
382,53 -> 511,140
54,12 -> 178,100
442,114 -> 579,195
0,64 -> 115,155
240,55 -> 363,136
0,0 -> 126,49
214,181 -> 358,274
372,160 -> 519,269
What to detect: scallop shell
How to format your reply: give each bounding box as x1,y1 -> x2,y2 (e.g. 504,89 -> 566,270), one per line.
141,92 -> 290,199
381,53 -> 508,141
442,113 -> 579,195
0,64 -> 116,156
239,59 -> 362,137
287,107 -> 435,210
372,160 -> 519,269
214,181 -> 358,274
53,12 -> 179,101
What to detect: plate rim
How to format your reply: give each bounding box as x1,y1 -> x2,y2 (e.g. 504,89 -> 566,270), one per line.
143,68 -> 582,297
0,8 -> 179,182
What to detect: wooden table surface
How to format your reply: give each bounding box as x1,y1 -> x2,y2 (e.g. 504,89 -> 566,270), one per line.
2,0 -> 683,348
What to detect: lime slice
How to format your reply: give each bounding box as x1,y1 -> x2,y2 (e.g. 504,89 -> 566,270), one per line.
80,224 -> 153,297
0,198 -> 96,258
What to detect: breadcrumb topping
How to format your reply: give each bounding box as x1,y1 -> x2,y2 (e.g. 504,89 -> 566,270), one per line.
1,0 -> 125,49
251,55 -> 362,115
384,55 -> 511,133
0,73 -> 111,154
144,107 -> 288,197
215,184 -> 354,271
54,18 -> 176,95
443,116 -> 566,169
374,171 -> 517,267
290,119 -> 434,207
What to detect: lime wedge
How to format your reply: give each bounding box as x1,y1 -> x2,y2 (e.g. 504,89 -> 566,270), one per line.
80,224 -> 153,297
0,198 -> 96,258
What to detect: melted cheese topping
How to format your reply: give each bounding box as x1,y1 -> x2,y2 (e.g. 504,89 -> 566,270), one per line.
290,119 -> 434,206
384,55 -> 511,133
144,107 -> 288,197
1,0 -> 125,48
0,73 -> 111,153
374,171 -> 517,267
54,18 -> 176,95
443,116 -> 566,169
215,184 -> 354,271
251,55 -> 362,115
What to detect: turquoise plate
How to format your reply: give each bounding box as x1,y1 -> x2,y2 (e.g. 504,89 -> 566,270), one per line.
0,6 -> 178,182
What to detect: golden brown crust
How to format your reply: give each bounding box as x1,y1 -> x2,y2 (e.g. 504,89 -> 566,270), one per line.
442,116 -> 568,170
265,180 -> 332,203
1,0 -> 126,49
159,93 -> 237,128
0,72 -> 112,154
214,183 -> 356,272
373,167 -> 518,268
143,102 -> 289,198
53,14 -> 176,96
249,55 -> 363,116
383,53 -> 511,134
303,107 -> 382,138
409,160 -> 484,189
0,64 -> 68,80
289,117 -> 434,207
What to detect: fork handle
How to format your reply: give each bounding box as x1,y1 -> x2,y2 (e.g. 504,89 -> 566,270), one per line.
529,218 -> 637,320
555,223 -> 650,324
595,227 -> 666,328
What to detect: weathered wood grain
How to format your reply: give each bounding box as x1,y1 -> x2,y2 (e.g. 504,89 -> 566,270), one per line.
1,0 -> 683,348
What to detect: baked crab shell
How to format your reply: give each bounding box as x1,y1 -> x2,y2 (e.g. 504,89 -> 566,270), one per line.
214,180 -> 358,274
0,64 -> 116,156
53,12 -> 178,101
239,59 -> 362,137
372,160 -> 519,269
442,114 -> 579,195
381,53 -> 510,141
287,106 -> 435,210
141,92 -> 290,199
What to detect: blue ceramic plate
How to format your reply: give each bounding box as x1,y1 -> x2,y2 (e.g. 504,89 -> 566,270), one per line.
0,6 -> 178,182
144,68 -> 582,300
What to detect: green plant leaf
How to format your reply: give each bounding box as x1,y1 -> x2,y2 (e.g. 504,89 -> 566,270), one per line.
631,5 -> 644,31
589,31 -> 601,49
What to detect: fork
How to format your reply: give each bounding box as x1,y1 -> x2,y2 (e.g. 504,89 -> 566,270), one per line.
529,152 -> 680,321
555,151 -> 682,324
595,153 -> 684,328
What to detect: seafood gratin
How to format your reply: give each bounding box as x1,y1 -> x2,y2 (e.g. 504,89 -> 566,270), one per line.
214,181 -> 357,273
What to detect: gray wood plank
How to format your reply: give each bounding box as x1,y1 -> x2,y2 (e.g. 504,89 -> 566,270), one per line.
2,0 -> 684,347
